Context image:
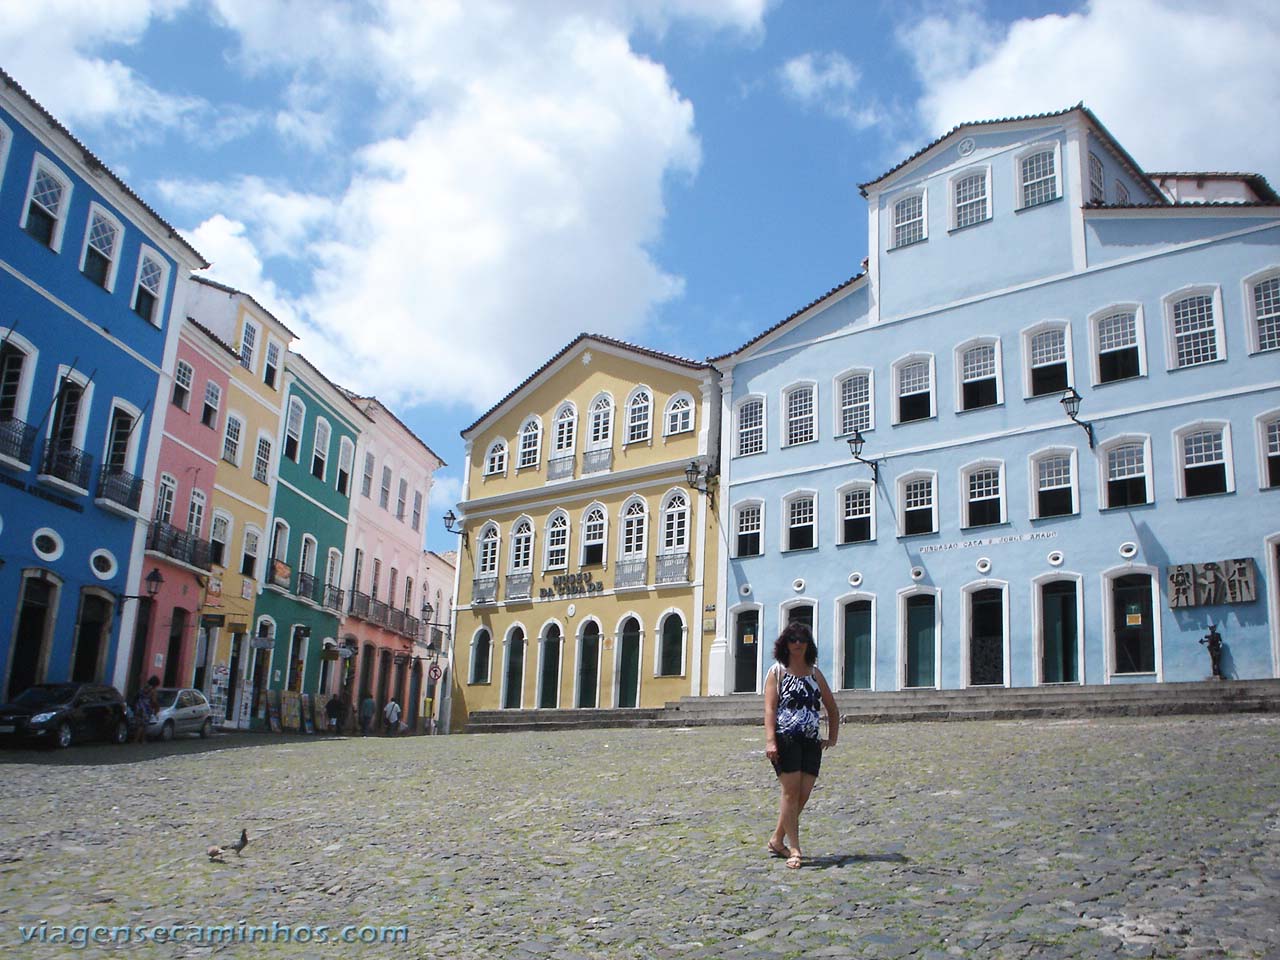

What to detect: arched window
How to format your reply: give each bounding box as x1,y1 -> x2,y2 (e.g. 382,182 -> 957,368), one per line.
484,439 -> 507,476
961,461 -> 1005,528
898,472 -> 937,536
660,491 -> 688,553
545,511 -> 569,569
620,499 -> 647,558
1023,321 -> 1072,398
1029,448 -> 1077,519
626,387 -> 652,444
588,394 -> 613,448
783,383 -> 816,446
510,518 -> 533,572
1174,422 -> 1233,498
553,403 -> 577,454
337,437 -> 355,496
1100,437 -> 1152,508
957,339 -> 1001,411
893,355 -> 934,423
581,505 -> 606,565
518,418 -> 541,469
1246,268 -> 1280,353
664,394 -> 694,436
477,524 -> 500,576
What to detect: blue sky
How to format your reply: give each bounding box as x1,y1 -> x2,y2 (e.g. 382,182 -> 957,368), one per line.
3,0 -> 1277,552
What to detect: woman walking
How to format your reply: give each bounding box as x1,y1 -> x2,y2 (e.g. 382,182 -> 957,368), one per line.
764,621 -> 839,869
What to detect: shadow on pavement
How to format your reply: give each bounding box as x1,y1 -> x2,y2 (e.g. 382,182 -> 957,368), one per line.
0,731 -> 421,767
799,852 -> 910,869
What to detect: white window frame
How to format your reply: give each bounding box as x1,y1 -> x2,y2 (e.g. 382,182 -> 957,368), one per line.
263,339 -> 281,390
131,245 -> 169,327
484,439 -> 508,477
48,365 -> 93,450
209,511 -> 232,567
299,534 -> 318,576
509,517 -> 534,574
361,451 -> 375,497
587,393 -> 613,450
173,360 -> 194,411
0,120 -> 11,186
1255,409 -> 1280,490
1101,563 -> 1163,682
396,476 -> 408,520
411,490 -> 423,531
735,395 -> 766,457
1115,181 -> 1130,205
1172,420 -> 1235,499
1162,285 -> 1226,370
948,164 -> 991,230
897,470 -> 939,537
284,397 -> 305,462
1089,302 -> 1147,386
477,524 -> 500,577
1098,434 -> 1154,510
201,380 -> 221,430
954,337 -> 1004,412
1243,266 -> 1280,354
1031,571 -> 1086,686
311,417 -> 330,481
238,319 -> 260,374
959,459 -> 1006,529
892,353 -> 936,424
337,437 -> 355,496
833,368 -> 874,437
252,431 -> 273,484
619,496 -> 647,560
659,489 -> 689,555
1021,320 -> 1074,399
380,465 -> 392,508
325,548 -> 342,589
781,381 -> 817,448
79,202 -> 124,292
890,189 -> 927,249
21,154 -> 72,252
580,502 -> 608,567
154,473 -> 178,525
544,510 -> 570,570
732,498 -> 765,558
102,397 -> 143,475
781,489 -> 818,552
269,519 -> 290,567
517,417 -> 542,470
835,480 -> 876,544
624,386 -> 653,445
553,402 -> 577,455
1014,141 -> 1061,210
241,525 -> 262,580
1088,152 -> 1105,203
1027,446 -> 1079,520
0,328 -> 38,431
663,392 -> 695,437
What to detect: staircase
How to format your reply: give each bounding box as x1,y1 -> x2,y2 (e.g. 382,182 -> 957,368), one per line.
461,679 -> 1280,734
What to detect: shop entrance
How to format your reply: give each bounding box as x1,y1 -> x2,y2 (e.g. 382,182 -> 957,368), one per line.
70,592 -> 113,683
1112,573 -> 1155,674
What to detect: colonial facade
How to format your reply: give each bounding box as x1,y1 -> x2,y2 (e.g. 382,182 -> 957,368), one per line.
713,106 -> 1280,695
450,334 -> 721,727
185,277 -> 295,727
0,69 -> 207,701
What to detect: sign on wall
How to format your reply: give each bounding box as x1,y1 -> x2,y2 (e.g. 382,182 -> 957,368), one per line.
1167,558 -> 1256,608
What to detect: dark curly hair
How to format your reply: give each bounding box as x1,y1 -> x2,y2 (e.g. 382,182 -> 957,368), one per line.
773,621 -> 817,666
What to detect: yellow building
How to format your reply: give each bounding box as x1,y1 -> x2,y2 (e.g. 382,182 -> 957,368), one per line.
449,335 -> 721,728
185,277 -> 296,727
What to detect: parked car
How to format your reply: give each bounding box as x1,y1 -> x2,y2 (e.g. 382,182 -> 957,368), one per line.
147,688 -> 214,741
0,683 -> 130,749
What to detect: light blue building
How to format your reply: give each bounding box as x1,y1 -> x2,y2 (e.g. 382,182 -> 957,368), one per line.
0,69 -> 207,701
711,106 -> 1280,696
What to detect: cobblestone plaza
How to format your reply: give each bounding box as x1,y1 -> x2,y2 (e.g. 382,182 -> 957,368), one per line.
1,716 -> 1277,958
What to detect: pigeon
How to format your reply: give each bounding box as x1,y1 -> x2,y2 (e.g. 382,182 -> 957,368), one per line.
230,829 -> 249,856
207,830 -> 247,863
206,845 -> 224,862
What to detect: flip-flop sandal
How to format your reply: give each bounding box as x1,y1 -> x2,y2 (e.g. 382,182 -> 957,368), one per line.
785,854 -> 802,869
767,840 -> 790,858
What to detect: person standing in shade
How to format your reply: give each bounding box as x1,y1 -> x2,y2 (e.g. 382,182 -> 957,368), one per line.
764,621 -> 839,869
359,692 -> 376,737
383,696 -> 401,737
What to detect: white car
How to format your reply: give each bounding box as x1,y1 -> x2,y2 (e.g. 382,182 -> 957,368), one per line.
147,688 -> 214,741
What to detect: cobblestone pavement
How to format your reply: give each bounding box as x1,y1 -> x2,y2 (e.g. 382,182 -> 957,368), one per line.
0,715 -> 1278,959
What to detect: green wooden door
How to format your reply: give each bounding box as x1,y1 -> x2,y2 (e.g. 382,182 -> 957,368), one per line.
842,600 -> 872,690
1041,581 -> 1078,683
503,628 -> 525,709
577,623 -> 599,708
539,625 -> 560,708
618,617 -> 640,708
905,594 -> 935,688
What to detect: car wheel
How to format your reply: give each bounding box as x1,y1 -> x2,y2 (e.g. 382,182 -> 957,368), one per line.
160,720 -> 175,742
200,718 -> 213,739
112,719 -> 129,745
56,722 -> 72,749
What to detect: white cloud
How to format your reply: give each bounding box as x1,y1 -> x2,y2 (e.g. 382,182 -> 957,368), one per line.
428,472 -> 462,515
182,214 -> 301,331
902,0 -> 1280,182
778,52 -> 880,130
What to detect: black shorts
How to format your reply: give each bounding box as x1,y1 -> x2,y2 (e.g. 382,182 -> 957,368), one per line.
771,733 -> 822,778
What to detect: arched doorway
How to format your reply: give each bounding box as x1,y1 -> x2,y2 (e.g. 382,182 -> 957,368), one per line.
968,587 -> 1004,686
577,622 -> 599,708
7,573 -> 59,700
70,591 -> 114,683
617,617 -> 641,708
164,607 -> 188,687
659,614 -> 683,677
904,593 -> 936,688
503,627 -> 525,709
539,624 -> 561,709
842,599 -> 872,690
733,609 -> 759,693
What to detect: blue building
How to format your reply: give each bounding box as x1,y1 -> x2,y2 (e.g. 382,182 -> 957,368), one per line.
0,69 -> 207,701
711,106 -> 1280,695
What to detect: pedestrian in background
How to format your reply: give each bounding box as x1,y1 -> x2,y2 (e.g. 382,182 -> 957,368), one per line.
132,675 -> 160,744
359,692 -> 375,736
383,697 -> 401,737
763,621 -> 839,869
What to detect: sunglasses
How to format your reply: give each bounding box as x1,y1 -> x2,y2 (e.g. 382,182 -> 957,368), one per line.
787,637 -> 807,644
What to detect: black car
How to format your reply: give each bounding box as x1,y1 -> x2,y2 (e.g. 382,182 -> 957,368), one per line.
0,683 -> 131,749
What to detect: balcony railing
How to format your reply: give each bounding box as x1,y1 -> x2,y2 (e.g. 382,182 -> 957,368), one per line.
583,448 -> 613,474
268,558 -> 292,589
388,608 -> 407,635
473,576 -> 498,604
40,440 -> 92,490
146,521 -> 212,571
323,584 -> 345,612
404,613 -> 421,637
369,598 -> 390,626
655,552 -> 690,585
97,466 -> 144,513
349,590 -> 371,620
296,571 -> 319,603
547,454 -> 575,481
0,417 -> 37,466
614,558 -> 648,589
504,572 -> 532,601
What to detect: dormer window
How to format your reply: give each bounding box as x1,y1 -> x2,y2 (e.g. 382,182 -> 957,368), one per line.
892,193 -> 926,248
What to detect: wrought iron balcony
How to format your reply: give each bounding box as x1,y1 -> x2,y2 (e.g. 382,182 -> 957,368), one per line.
369,598 -> 390,626
40,440 -> 92,490
97,466 -> 144,513
473,575 -> 498,604
504,572 -> 532,601
349,589 -> 371,619
614,558 -> 648,589
146,521 -> 212,571
388,608 -> 407,635
296,571 -> 319,603
547,454 -> 575,481
582,448 -> 613,474
404,613 -> 421,638
0,417 -> 37,466
655,552 -> 690,585
323,584 -> 345,612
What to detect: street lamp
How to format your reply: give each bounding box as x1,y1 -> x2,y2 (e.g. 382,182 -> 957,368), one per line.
846,429 -> 881,483
684,460 -> 717,506
1059,387 -> 1096,449
442,509 -> 468,546
116,568 -> 164,616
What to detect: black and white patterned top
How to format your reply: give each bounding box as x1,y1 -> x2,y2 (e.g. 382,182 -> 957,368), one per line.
771,664 -> 821,740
